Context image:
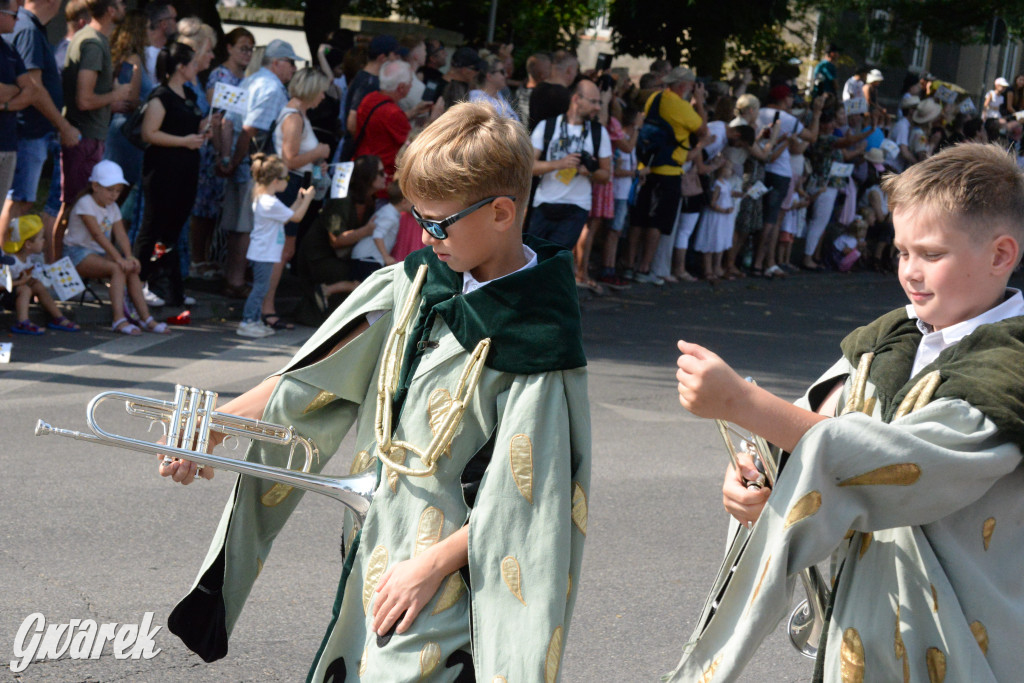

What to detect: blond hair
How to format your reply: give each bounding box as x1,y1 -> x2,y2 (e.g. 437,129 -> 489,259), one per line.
176,18 -> 216,54
735,93 -> 760,115
882,143 -> 1024,242
288,67 -> 330,103
395,102 -> 532,225
250,153 -> 288,189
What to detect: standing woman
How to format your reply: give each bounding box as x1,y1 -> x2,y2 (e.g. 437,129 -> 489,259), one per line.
188,27 -> 254,278
264,67 -> 332,330
136,42 -> 207,309
104,10 -> 151,188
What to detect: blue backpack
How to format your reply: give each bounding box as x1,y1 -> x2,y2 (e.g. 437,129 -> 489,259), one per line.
635,92 -> 689,168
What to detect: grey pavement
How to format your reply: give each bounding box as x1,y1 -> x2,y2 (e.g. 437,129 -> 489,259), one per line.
0,268 -> 975,681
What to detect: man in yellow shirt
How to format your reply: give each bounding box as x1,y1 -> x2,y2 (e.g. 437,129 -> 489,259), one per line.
632,66 -> 707,284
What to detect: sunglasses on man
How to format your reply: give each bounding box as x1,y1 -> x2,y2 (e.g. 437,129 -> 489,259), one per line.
411,195 -> 515,240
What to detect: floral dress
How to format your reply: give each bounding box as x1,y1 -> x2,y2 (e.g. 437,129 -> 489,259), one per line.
192,65 -> 242,219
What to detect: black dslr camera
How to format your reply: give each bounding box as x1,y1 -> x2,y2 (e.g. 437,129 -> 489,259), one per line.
578,151 -> 599,174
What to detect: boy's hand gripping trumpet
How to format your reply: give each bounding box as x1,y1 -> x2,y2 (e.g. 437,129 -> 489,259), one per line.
35,384 -> 376,523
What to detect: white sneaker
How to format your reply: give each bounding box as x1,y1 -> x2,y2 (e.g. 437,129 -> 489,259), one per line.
142,284 -> 165,307
634,271 -> 665,285
237,320 -> 275,338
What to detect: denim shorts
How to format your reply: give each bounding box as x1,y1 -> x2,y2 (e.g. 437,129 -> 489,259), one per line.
8,135 -> 50,203
63,243 -> 104,267
610,199 -> 629,232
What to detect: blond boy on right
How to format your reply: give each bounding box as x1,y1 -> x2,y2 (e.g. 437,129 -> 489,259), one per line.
670,143 -> 1024,681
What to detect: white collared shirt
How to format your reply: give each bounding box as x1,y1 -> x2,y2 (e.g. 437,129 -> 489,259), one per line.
908,288 -> 1024,377
462,245 -> 538,295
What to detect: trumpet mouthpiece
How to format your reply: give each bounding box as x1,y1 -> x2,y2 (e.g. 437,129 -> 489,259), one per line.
35,420 -> 52,436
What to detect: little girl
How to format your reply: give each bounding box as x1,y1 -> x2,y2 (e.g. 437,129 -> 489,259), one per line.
64,160 -> 168,335
3,216 -> 80,335
238,153 -> 314,338
824,217 -> 867,273
693,162 -> 742,281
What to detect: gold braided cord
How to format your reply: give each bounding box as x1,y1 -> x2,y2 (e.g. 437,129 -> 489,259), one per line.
373,264 -> 493,478
893,370 -> 942,419
841,352 -> 875,416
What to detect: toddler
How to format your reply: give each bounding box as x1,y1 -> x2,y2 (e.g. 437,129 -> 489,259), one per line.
3,216 -> 80,335
238,154 -> 314,338
349,181 -> 408,281
693,162 -> 742,280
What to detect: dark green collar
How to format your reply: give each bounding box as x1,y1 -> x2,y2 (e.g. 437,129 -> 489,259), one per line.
402,235 -> 586,374
841,307 -> 1024,449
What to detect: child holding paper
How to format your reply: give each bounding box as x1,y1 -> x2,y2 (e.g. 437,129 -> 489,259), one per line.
2,216 -> 80,335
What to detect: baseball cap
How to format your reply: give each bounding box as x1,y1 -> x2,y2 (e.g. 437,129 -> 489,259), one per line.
88,160 -> 128,188
768,84 -> 792,103
996,77 -> 1010,87
451,46 -> 482,70
369,34 -> 399,59
264,39 -> 301,62
662,66 -> 696,85
2,215 -> 43,254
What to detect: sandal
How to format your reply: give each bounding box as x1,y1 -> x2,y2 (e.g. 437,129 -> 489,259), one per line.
12,320 -> 44,335
112,317 -> 142,336
262,314 -> 294,330
141,315 -> 169,334
47,316 -> 81,332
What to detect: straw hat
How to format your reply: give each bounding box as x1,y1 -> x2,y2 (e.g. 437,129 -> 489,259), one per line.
912,98 -> 942,124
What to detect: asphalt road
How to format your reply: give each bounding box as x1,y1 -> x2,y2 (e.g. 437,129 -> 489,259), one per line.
1,270 -> 917,682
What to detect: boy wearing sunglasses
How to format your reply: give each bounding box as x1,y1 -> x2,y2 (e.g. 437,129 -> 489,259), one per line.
164,101 -> 591,682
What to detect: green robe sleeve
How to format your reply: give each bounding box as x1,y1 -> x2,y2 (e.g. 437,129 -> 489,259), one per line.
168,266 -> 404,662
467,367 -> 591,682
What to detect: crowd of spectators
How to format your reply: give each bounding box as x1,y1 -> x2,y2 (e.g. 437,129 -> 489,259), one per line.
3,6 -> 1022,337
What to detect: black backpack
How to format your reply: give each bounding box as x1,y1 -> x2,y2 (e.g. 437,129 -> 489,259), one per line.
635,91 -> 689,168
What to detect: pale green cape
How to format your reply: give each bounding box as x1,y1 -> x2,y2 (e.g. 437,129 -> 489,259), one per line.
168,242 -> 591,682
666,309 -> 1024,682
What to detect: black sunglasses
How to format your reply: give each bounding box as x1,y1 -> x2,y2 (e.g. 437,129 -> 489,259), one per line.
411,195 -> 515,240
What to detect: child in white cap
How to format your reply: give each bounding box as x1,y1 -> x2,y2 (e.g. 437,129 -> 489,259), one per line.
64,160 -> 169,335
3,215 -> 80,335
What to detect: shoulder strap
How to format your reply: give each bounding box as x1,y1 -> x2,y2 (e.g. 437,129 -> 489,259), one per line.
590,120 -> 603,157
541,116 -> 557,161
351,98 -> 391,152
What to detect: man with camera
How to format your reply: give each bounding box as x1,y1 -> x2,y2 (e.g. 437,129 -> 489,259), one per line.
528,78 -> 611,249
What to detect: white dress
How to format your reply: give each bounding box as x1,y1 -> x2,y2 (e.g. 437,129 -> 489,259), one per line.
694,179 -> 737,253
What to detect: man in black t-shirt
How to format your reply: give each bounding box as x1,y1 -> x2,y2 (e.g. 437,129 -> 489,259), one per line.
527,49 -> 577,131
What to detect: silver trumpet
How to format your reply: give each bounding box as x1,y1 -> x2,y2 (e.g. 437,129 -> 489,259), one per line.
35,384 -> 375,523
712,379 -> 830,660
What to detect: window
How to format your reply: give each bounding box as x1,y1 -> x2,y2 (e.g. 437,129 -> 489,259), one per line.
866,10 -> 891,65
910,27 -> 930,72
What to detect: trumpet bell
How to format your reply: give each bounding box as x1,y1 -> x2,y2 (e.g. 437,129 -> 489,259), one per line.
788,598 -> 823,659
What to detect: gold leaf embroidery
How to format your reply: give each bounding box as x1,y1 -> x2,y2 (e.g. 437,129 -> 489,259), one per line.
571,482 -> 588,536
544,626 -> 563,683
359,647 -> 368,676
415,507 -> 445,556
501,556 -> 526,605
894,606 -> 904,659
698,654 -> 723,683
840,628 -> 865,683
983,517 -> 995,551
261,483 -> 293,507
567,574 -> 572,602
302,390 -> 338,414
931,584 -> 938,612
431,572 -> 466,615
350,449 -> 374,475
362,545 -> 388,614
493,678 -> 508,683
784,491 -> 822,528
894,370 -> 941,418
428,388 -> 454,458
420,641 -> 440,678
862,395 -> 876,416
859,532 -> 872,559
970,620 -> 989,655
838,463 -> 921,487
509,433 -> 534,504
256,556 -> 263,578
749,555 -> 772,610
926,646 -> 946,683
387,447 -> 407,493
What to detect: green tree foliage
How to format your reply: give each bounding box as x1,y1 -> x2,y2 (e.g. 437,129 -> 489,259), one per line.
606,0 -> 789,78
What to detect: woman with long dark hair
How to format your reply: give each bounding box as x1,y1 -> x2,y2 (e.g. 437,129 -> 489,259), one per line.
135,41 -> 209,308
293,154 -> 383,325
